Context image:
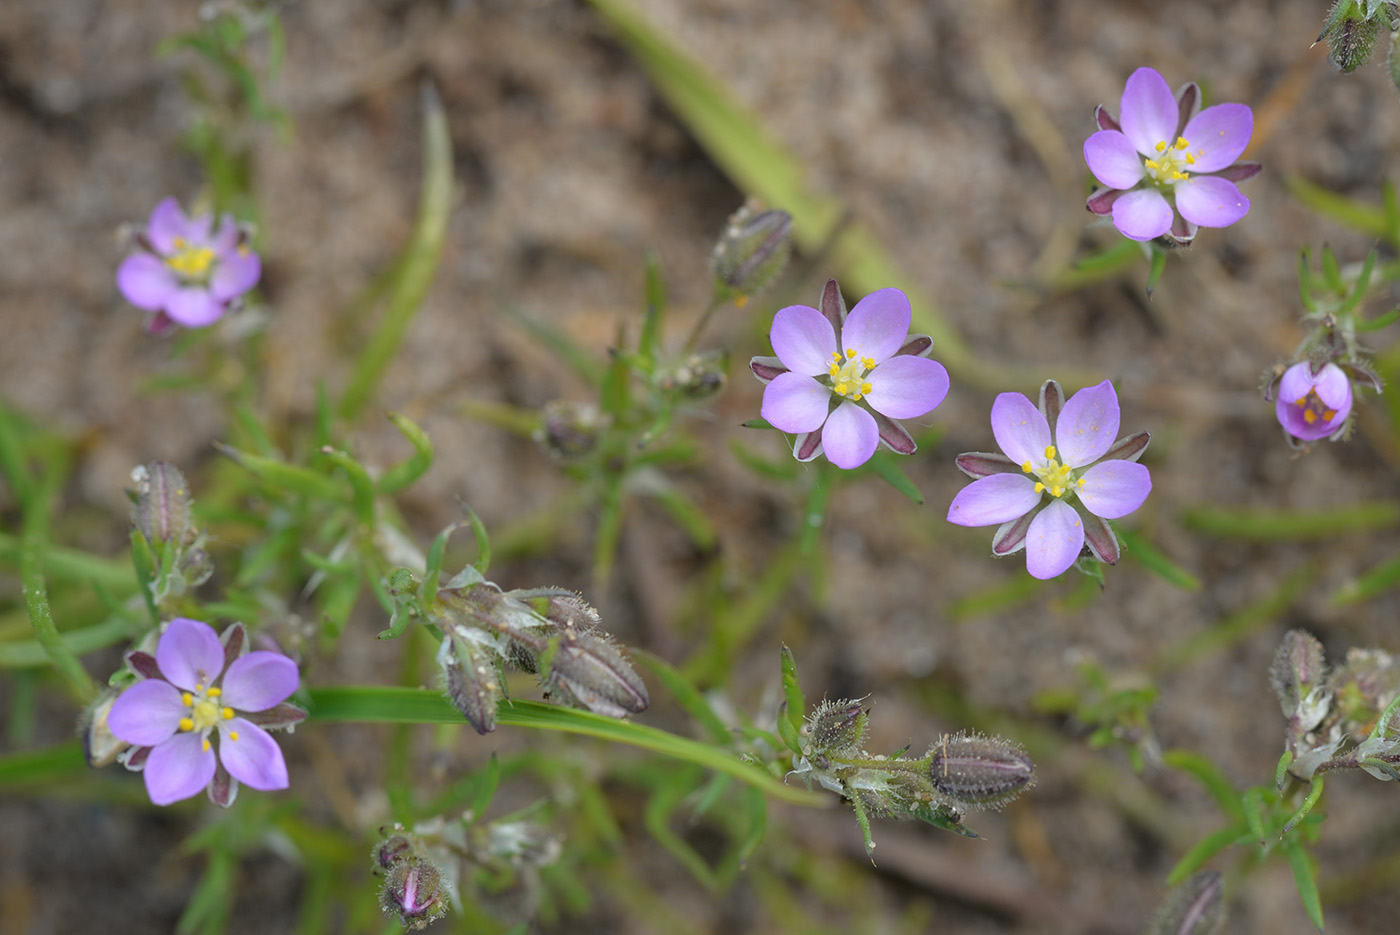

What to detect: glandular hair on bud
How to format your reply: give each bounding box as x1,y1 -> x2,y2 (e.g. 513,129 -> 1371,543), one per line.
372,831 -> 417,870
927,731 -> 1035,811
129,461 -> 196,547
710,204 -> 792,302
1320,0 -> 1381,73
438,634 -> 504,735
379,857 -> 449,930
546,628 -> 649,718
805,698 -> 868,758
1147,871 -> 1225,935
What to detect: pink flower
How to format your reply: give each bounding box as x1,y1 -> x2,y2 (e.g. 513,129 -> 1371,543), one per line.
1272,361 -> 1353,442
108,618 -> 303,806
1084,67 -> 1259,244
947,380 -> 1152,579
750,280 -> 949,469
117,197 -> 261,333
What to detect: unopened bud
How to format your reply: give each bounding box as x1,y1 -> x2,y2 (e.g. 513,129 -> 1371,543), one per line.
711,204 -> 792,303
1269,629 -> 1330,732
659,350 -> 728,400
1146,870 -> 1225,935
805,698 -> 868,758
372,829 -> 417,870
82,688 -> 129,768
438,634 -> 504,735
545,628 -> 649,718
129,461 -> 196,547
1318,0 -> 1383,73
379,857 -> 448,930
927,732 -> 1036,810
535,400 -> 608,460
1330,646 -> 1399,735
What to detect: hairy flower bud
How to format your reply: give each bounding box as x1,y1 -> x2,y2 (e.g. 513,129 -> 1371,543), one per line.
711,204 -> 792,303
1330,646 -> 1400,736
535,400 -> 608,460
659,350 -> 728,400
129,461 -> 196,548
926,732 -> 1036,810
545,628 -> 650,718
373,830 -> 418,871
805,698 -> 868,759
438,633 -> 505,735
1269,629 -> 1331,733
1319,0 -> 1387,73
380,857 -> 449,930
1147,871 -> 1225,935
82,688 -> 129,768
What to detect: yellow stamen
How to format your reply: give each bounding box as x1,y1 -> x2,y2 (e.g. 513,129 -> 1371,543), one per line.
182,692 -> 193,707
202,739 -> 211,752
179,717 -> 195,732
845,348 -> 856,359
1021,460 -> 1033,473
860,382 -> 872,396
1034,482 -> 1045,493
222,707 -> 234,719
208,687 -> 221,698
1175,137 -> 1190,150
1044,446 -> 1056,459
1154,141 -> 1166,153
229,731 -> 239,742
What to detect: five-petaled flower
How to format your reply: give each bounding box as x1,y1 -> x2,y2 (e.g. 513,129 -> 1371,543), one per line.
117,197 -> 261,334
1084,67 -> 1259,244
1271,361 -> 1353,442
946,380 -> 1152,580
108,617 -> 303,806
750,280 -> 949,469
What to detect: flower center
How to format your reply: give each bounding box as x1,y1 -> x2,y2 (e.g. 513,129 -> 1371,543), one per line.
165,237 -> 216,281
828,348 -> 876,402
177,684 -> 236,748
1293,389 -> 1338,427
1142,137 -> 1196,185
1021,445 -> 1085,499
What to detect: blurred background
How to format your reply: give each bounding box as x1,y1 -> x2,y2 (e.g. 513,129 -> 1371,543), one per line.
2,1 -> 1400,932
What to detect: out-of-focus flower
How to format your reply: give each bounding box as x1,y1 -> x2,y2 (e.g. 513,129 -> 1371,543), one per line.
947,380 -> 1152,579
117,197 -> 261,333
750,280 -> 949,469
107,617 -> 303,806
1270,361 -> 1353,441
1084,67 -> 1258,244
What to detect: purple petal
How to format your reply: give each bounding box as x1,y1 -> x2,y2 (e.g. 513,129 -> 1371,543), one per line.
1111,188 -> 1174,241
990,392 -> 1052,467
991,510 -> 1034,555
770,305 -> 837,375
210,250 -> 260,301
873,411 -> 916,455
1276,362 -> 1352,440
166,288 -> 225,327
146,197 -> 188,254
1084,131 -> 1145,189
117,254 -> 178,310
840,288 -> 911,364
749,355 -> 787,384
221,652 -> 298,711
108,680 -> 185,746
793,431 -> 823,462
1176,176 -> 1250,229
821,401 -> 879,469
1119,67 -> 1179,155
158,618 -> 227,692
218,720 -> 289,791
1182,103 -> 1252,172
946,474 -> 1041,527
209,215 -> 239,253
144,732 -> 217,805
1077,460 -> 1152,519
956,451 -> 1020,478
1025,499 -> 1084,579
1082,512 -> 1120,564
865,356 -> 949,420
1055,380 -> 1120,466
761,372 -> 832,434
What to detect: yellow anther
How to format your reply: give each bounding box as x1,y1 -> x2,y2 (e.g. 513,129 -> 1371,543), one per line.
1044,446 -> 1056,459
1144,159 -> 1159,170
182,692 -> 194,707
861,357 -> 875,369
1185,153 -> 1196,165
829,364 -> 840,377
1324,408 -> 1337,421
208,687 -> 221,698
1175,137 -> 1190,150
1034,482 -> 1045,493
222,707 -> 234,719
195,684 -> 204,693
835,384 -> 849,396
1077,478 -> 1086,488
1021,460 -> 1033,473
1154,141 -> 1166,153
860,382 -> 872,395
229,731 -> 240,742
1052,486 -> 1064,497
179,717 -> 195,732
845,348 -> 856,359
1304,410 -> 1317,425
202,739 -> 211,752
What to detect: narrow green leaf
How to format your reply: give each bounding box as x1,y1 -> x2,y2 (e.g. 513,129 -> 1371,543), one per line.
1333,550 -> 1400,605
215,442 -> 343,501
1282,837 -> 1326,932
867,452 -> 923,504
1241,786 -> 1267,846
306,688 -> 824,806
1281,776 -> 1325,836
1180,502 -> 1400,540
632,650 -> 733,745
339,84 -> 453,421
1336,249 -> 1377,318
1356,305 -> 1400,332
1162,749 -> 1245,822
638,251 -> 666,370
1286,174 -> 1389,239
1165,824 -> 1245,886
1145,246 -> 1168,298
319,448 -> 376,527
377,412 -> 434,495
779,644 -> 804,733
